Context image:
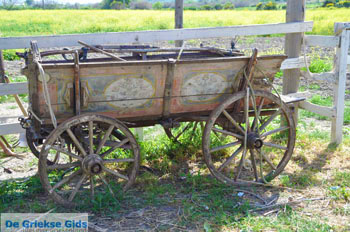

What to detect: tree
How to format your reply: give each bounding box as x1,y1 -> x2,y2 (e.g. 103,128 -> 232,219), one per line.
101,0 -> 130,9
223,2 -> 235,9
25,0 -> 33,6
152,1 -> 163,10
1,0 -> 18,10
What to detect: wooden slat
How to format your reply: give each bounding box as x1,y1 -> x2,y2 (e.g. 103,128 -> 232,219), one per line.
305,35 -> 340,48
280,57 -> 305,70
331,29 -> 350,144
0,123 -> 24,135
0,22 -> 313,50
299,101 -> 335,118
0,82 -> 28,96
334,22 -> 350,35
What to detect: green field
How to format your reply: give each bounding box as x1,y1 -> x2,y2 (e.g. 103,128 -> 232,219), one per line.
0,8 -> 349,37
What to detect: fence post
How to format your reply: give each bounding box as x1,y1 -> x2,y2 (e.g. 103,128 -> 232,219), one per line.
175,0 -> 184,47
0,50 -> 5,83
283,0 -> 305,122
331,23 -> 350,144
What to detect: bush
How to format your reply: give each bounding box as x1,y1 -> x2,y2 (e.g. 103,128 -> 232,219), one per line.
264,1 -> 277,10
214,4 -> 223,10
337,1 -> 350,7
256,2 -> 263,10
184,6 -> 198,10
200,4 -> 213,10
326,3 -> 335,7
131,1 -> 152,9
322,0 -> 335,7
152,2 -> 163,10
223,2 -> 235,9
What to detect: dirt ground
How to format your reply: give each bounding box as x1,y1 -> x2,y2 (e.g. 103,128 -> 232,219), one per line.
1,37 -> 350,231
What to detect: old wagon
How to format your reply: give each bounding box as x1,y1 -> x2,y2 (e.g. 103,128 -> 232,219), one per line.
21,41 -> 296,207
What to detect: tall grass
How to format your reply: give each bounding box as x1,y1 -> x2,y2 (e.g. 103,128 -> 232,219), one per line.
0,8 -> 349,37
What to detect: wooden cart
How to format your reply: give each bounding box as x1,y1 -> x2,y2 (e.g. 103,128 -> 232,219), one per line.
21,41 -> 296,207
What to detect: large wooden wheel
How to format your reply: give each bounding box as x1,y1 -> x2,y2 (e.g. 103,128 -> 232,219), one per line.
38,114 -> 140,207
202,90 -> 296,185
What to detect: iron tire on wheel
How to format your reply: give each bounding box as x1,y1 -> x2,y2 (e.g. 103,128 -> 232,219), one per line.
38,113 -> 140,207
202,90 -> 296,185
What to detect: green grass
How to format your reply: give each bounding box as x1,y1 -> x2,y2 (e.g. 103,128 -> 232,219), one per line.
0,8 -> 349,38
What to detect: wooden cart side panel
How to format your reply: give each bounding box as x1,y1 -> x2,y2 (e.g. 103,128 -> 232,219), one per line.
79,63 -> 167,118
169,57 -> 284,114
36,67 -> 74,117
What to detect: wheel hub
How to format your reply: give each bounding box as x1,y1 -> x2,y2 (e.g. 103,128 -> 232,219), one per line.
82,154 -> 104,175
247,132 -> 263,149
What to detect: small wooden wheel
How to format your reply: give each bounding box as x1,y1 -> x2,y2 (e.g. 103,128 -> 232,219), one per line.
38,113 -> 140,207
163,121 -> 205,143
26,129 -> 64,165
202,90 -> 296,185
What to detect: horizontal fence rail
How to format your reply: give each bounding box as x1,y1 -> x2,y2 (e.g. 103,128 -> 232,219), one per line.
0,22 -> 313,50
0,83 -> 28,96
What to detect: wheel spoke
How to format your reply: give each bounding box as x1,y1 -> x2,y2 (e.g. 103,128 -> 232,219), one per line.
47,145 -> 83,161
249,149 -> 259,181
100,138 -> 130,158
47,162 -> 80,170
68,174 -> 87,202
261,126 -> 289,138
264,142 -> 288,151
103,158 -> 135,164
212,127 -> 244,140
259,109 -> 281,132
222,110 -> 245,134
98,174 -> 116,197
257,149 -> 277,170
218,146 -> 243,172
234,147 -> 247,181
96,125 -> 115,154
175,122 -> 192,140
189,122 -> 199,140
210,141 -> 241,153
89,121 -> 94,155
66,128 -> 87,157
50,169 -> 82,194
245,88 -> 250,133
103,166 -> 129,181
253,97 -> 265,131
90,176 -> 95,199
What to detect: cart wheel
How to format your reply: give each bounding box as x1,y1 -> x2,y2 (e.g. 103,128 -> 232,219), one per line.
163,121 -> 205,143
38,113 -> 140,207
26,129 -> 61,165
202,90 -> 296,185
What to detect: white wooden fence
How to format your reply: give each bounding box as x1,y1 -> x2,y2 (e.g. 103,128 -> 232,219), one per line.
0,21 -> 349,143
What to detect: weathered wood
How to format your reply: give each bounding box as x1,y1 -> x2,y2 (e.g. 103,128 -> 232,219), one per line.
331,29 -> 350,144
299,101 -> 335,118
0,123 -> 25,135
175,0 -> 184,47
305,35 -> 340,48
280,57 -> 305,70
0,82 -> 28,96
78,41 -> 126,61
0,22 -> 313,50
3,76 -> 28,117
283,0 -> 305,123
334,22 -> 350,35
0,51 -> 5,83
